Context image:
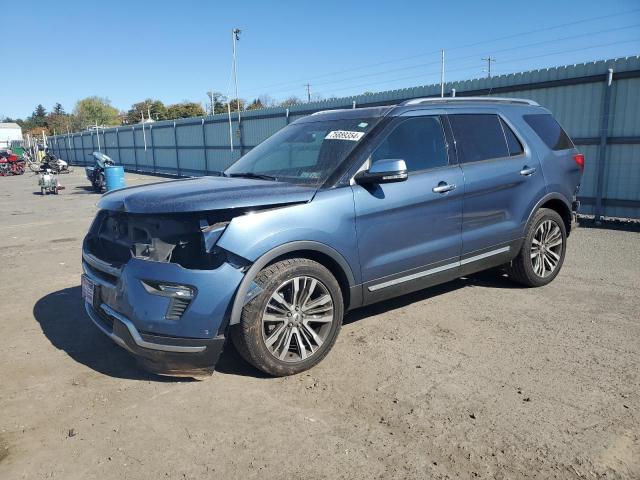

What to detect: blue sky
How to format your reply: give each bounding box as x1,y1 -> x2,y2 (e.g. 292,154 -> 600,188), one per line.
2,0 -> 639,119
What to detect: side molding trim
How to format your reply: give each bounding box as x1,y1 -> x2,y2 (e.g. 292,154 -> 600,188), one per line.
368,246 -> 510,292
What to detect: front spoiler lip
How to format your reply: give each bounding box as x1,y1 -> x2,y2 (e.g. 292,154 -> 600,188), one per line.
85,302 -> 205,353
84,302 -> 225,376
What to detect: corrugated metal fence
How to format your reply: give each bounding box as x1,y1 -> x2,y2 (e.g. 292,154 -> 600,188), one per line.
48,56 -> 640,220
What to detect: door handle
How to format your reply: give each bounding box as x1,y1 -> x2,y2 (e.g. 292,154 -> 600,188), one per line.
432,182 -> 456,194
520,166 -> 536,176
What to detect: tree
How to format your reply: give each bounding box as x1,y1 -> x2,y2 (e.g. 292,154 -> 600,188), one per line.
166,102 -> 206,119
73,97 -> 114,127
31,104 -> 48,127
52,103 -> 65,115
246,98 -> 264,110
280,96 -> 302,108
220,98 -> 245,113
47,113 -> 73,135
74,96 -> 120,127
206,91 -> 228,115
126,99 -> 167,124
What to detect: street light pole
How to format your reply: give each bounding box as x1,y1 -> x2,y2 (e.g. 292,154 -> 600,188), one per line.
232,28 -> 241,126
440,49 -> 445,98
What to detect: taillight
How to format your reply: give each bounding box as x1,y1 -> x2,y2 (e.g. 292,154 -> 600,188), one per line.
573,153 -> 585,172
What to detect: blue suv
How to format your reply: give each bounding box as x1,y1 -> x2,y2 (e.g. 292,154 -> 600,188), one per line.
81,97 -> 584,377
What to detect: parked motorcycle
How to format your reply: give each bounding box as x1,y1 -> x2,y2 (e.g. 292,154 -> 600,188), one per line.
22,151 -> 42,173
38,168 -> 64,195
0,150 -> 25,176
85,152 -> 114,192
42,150 -> 69,174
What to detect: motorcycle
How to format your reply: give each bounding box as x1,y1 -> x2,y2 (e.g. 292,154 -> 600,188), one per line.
85,151 -> 114,192
38,168 -> 63,195
0,150 -> 25,176
23,151 -> 42,173
42,150 -> 69,174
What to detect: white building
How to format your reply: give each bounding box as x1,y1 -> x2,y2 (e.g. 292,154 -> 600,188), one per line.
0,123 -> 23,149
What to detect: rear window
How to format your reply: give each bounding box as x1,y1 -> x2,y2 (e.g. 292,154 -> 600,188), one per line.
448,114 -> 509,163
523,114 -> 573,151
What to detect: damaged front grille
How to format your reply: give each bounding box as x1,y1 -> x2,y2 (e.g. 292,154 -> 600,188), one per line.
84,210 -> 241,270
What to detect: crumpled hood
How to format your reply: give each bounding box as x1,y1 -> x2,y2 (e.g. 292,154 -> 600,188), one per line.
97,176 -> 317,213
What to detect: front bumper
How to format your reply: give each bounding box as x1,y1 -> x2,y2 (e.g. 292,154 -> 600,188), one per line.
82,247 -> 246,376
85,301 -> 225,376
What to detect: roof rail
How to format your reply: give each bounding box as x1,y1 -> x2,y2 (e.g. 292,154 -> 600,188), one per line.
400,97 -> 539,106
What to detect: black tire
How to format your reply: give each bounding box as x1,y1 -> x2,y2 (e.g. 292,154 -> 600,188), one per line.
93,173 -> 105,193
231,258 -> 344,376
507,208 -> 567,287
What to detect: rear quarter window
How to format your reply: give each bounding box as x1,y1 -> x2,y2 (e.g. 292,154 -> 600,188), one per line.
523,113 -> 574,151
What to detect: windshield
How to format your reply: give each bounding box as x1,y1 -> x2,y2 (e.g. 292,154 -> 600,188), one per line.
224,117 -> 380,186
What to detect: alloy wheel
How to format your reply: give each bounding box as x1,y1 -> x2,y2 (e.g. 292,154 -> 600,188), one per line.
261,276 -> 334,363
530,219 -> 563,278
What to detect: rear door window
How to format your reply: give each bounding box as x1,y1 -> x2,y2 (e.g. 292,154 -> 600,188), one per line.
371,116 -> 449,172
448,114 -> 509,163
523,113 -> 574,151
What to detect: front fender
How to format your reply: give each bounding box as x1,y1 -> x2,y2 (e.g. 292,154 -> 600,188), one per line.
215,188 -> 360,326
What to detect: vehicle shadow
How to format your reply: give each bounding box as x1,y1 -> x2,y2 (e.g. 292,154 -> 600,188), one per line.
344,270 -> 519,325
34,271 -> 519,381
33,286 -> 192,382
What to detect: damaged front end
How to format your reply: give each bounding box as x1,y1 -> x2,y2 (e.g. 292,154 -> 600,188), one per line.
81,208 -> 255,377
85,209 -> 249,271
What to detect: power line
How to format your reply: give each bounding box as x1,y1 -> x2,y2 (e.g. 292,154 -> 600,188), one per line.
313,39 -> 640,96
239,8 -> 640,94
243,24 -> 640,97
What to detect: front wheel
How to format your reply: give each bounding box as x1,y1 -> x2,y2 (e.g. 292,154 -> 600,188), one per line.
93,172 -> 105,193
507,208 -> 567,287
231,258 -> 344,376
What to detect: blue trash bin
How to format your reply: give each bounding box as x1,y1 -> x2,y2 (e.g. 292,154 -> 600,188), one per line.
105,166 -> 126,191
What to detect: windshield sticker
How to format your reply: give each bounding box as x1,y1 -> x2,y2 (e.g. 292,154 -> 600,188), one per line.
325,130 -> 365,141
358,122 -> 369,128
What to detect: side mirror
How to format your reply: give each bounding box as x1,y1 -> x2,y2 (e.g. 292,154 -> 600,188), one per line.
355,159 -> 408,185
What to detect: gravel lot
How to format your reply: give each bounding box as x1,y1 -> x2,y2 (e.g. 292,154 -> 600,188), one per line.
1,169 -> 638,479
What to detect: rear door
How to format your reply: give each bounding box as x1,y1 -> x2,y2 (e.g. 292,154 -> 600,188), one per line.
353,112 -> 464,303
448,111 -> 547,259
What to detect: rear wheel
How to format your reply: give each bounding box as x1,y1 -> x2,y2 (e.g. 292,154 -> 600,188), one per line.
507,208 -> 566,287
231,258 -> 343,376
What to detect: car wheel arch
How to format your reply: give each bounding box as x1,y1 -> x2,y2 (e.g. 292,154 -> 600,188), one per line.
525,192 -> 573,237
227,241 -> 357,327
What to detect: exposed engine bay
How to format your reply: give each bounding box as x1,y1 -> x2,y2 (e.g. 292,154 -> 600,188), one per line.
84,209 -> 249,270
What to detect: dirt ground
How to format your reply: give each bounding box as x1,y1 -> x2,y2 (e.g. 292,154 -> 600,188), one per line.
1,169 -> 638,479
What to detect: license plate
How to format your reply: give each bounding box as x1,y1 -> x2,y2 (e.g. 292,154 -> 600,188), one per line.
81,275 -> 95,304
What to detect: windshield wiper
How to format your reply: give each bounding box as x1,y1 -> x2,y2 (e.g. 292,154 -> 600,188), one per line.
227,172 -> 278,181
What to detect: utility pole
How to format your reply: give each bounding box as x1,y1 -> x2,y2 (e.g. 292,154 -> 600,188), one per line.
440,50 -> 445,98
95,121 -> 101,152
232,28 -> 241,126
207,91 -> 215,115
304,83 -> 312,102
482,56 -> 496,78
